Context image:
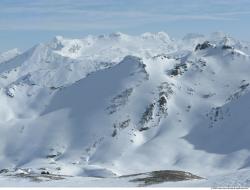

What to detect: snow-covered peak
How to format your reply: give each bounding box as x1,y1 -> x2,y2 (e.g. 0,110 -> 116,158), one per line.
141,31 -> 170,42
54,35 -> 64,41
1,31 -> 248,89
36,32 -> 175,61
49,35 -> 65,50
108,32 -> 130,40
208,32 -> 241,48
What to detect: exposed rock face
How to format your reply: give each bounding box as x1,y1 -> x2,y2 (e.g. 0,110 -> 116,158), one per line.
122,170 -> 202,186
195,41 -> 214,51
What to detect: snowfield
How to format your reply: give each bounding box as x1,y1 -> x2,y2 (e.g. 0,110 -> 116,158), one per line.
0,31 -> 250,187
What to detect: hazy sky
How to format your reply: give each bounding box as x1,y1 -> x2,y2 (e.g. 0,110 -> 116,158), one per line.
1,0 -> 250,52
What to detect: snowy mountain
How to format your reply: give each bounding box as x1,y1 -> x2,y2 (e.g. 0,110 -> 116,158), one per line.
0,32 -> 250,187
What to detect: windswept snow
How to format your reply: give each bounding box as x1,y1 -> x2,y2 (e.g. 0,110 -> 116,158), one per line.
0,32 -> 250,187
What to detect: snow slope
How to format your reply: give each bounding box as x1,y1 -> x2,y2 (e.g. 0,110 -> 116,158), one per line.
0,32 -> 250,187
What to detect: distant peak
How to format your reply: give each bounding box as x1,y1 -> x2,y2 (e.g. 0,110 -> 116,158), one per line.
157,31 -> 171,41
49,35 -> 65,50
141,32 -> 170,42
54,35 -> 64,42
109,32 -> 129,40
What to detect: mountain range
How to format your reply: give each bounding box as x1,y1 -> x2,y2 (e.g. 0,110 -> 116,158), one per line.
0,31 -> 250,187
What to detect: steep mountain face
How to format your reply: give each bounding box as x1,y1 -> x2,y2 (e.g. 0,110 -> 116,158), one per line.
0,32 -> 250,180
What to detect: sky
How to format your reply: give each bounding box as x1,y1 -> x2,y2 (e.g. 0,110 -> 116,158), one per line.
1,0 -> 250,52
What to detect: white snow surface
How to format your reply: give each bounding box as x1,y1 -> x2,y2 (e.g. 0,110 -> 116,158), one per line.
0,32 -> 250,187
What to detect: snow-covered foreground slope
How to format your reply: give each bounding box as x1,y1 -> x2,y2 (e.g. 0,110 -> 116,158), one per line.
0,32 -> 250,187
0,169 -> 249,187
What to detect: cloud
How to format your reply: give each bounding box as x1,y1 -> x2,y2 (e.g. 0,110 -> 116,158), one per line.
0,0 -> 250,30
